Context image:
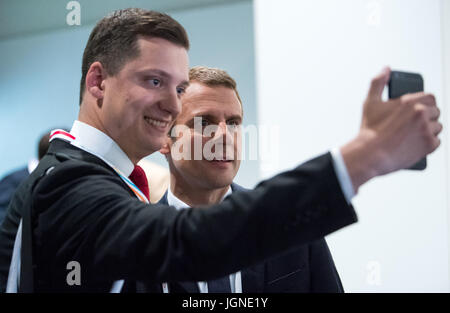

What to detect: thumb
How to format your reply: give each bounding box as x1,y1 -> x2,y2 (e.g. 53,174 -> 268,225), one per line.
367,67 -> 391,100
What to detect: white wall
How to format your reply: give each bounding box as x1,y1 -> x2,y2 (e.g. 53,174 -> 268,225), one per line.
442,0 -> 450,289
255,0 -> 449,292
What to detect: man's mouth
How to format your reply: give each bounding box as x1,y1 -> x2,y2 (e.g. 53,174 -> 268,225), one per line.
144,116 -> 169,128
210,158 -> 232,163
207,158 -> 233,169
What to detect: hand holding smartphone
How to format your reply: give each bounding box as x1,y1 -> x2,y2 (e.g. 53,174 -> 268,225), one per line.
388,70 -> 427,170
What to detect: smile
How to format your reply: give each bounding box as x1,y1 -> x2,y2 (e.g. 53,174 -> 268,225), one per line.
144,116 -> 169,128
209,158 -> 233,163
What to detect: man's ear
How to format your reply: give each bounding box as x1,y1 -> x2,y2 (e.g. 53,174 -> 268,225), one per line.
85,61 -> 107,100
159,136 -> 173,155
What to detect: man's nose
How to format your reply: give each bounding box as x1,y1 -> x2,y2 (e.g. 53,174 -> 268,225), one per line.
160,89 -> 181,118
211,122 -> 229,139
211,123 -> 236,149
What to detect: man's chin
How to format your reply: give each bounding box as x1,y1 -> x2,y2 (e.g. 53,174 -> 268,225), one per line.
137,141 -> 163,159
204,176 -> 234,189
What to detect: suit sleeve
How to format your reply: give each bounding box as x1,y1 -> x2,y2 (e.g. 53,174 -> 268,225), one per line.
32,152 -> 357,285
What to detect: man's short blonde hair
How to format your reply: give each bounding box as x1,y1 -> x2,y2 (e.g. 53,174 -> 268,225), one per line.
188,66 -> 242,105
167,66 -> 244,140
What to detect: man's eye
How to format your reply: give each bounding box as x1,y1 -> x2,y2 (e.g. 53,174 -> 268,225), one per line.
150,79 -> 161,87
201,119 -> 209,127
227,121 -> 240,129
176,87 -> 185,95
193,118 -> 209,128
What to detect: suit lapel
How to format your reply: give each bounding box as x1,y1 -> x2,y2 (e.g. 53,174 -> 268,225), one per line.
230,183 -> 246,193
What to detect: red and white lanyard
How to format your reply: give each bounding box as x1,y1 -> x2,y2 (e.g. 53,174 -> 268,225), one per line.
50,129 -> 149,203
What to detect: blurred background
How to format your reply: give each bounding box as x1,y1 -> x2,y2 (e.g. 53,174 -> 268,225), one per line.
0,0 -> 449,292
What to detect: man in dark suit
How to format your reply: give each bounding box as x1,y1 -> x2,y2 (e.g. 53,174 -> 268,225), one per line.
0,8 -> 441,293
0,131 -> 51,224
0,168 -> 29,225
158,66 -> 343,293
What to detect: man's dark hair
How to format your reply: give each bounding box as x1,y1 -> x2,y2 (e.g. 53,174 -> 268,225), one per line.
37,132 -> 51,160
38,128 -> 69,160
79,8 -> 190,104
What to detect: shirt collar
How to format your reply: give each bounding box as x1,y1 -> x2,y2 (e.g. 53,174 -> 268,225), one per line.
70,120 -> 135,177
167,186 -> 232,210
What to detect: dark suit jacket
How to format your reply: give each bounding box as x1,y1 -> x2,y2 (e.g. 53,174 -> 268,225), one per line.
0,139 -> 356,292
0,167 -> 29,225
159,184 -> 343,293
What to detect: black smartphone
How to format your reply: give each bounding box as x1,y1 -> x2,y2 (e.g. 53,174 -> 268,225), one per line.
388,70 -> 426,170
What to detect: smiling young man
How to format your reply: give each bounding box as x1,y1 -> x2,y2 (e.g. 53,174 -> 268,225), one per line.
78,37 -> 189,164
159,66 -> 344,293
0,8 -> 442,293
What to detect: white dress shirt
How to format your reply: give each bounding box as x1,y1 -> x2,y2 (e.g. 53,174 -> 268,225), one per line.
70,120 -> 135,177
331,147 -> 355,202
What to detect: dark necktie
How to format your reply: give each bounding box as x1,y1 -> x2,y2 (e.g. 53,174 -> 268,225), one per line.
129,165 -> 150,200
208,276 -> 231,293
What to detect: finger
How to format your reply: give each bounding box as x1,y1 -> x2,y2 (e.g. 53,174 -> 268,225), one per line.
429,121 -> 443,136
367,66 -> 391,100
430,137 -> 441,153
426,105 -> 440,121
403,92 -> 436,107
